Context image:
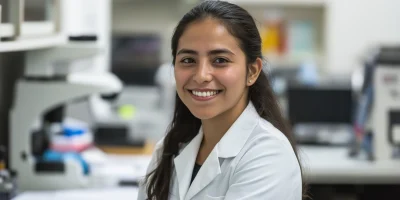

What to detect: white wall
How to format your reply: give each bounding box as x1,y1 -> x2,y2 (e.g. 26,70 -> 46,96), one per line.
325,0 -> 400,74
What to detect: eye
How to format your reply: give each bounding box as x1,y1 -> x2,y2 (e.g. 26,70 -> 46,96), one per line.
180,57 -> 195,64
214,57 -> 229,64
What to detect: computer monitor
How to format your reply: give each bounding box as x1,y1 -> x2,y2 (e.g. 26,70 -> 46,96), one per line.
287,86 -> 354,125
111,34 -> 161,86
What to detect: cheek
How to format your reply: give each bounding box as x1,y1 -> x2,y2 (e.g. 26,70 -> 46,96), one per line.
218,67 -> 246,89
174,68 -> 191,88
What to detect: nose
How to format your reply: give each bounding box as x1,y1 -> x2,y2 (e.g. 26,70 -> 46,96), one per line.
193,61 -> 212,84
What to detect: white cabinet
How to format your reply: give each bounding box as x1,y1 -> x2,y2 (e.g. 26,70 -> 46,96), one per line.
0,22 -> 66,52
0,0 -> 111,72
0,0 -> 66,52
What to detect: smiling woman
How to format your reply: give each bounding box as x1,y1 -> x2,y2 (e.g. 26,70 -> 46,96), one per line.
137,1 -> 305,200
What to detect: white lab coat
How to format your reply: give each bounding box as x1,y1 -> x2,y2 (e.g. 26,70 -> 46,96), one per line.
137,102 -> 302,200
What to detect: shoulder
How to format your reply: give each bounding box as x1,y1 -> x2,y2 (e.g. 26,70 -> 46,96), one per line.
246,118 -> 297,157
225,118 -> 302,199
236,118 -> 301,179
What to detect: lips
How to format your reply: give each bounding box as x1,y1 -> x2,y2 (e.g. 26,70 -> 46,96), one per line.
187,89 -> 223,101
190,90 -> 221,97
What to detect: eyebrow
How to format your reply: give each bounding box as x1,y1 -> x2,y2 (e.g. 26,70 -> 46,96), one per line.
176,48 -> 235,56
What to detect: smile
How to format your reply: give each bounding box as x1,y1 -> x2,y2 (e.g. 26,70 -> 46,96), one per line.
191,90 -> 221,97
188,89 -> 223,101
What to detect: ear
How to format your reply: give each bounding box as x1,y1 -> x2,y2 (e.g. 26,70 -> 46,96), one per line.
247,57 -> 263,86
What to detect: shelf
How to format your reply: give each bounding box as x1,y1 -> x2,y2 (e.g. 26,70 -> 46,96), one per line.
227,0 -> 326,7
264,52 -> 324,67
0,21 -> 66,52
114,0 -> 326,7
0,34 -> 67,52
0,21 -> 56,38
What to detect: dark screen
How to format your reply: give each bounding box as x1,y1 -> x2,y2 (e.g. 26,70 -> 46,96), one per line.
287,87 -> 353,125
111,35 -> 161,86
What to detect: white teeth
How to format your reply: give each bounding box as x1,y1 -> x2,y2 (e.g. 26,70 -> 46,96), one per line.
191,90 -> 219,97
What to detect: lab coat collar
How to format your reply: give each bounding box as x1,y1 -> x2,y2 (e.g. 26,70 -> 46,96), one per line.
217,102 -> 259,158
173,131 -> 203,200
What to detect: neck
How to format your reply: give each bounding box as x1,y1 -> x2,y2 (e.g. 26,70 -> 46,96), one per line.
201,98 -> 249,148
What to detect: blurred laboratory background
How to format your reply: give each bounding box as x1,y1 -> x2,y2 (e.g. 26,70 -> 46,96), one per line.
0,0 -> 400,199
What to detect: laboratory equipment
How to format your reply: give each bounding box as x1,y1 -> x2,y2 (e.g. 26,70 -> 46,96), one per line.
268,66 -> 299,96
287,82 -> 354,145
111,34 -> 161,86
0,170 -> 16,200
0,146 -> 16,200
63,0 -> 99,41
348,47 -> 379,160
9,43 -> 123,191
349,46 -> 400,161
370,47 -> 400,161
109,35 -> 173,143
155,62 -> 175,115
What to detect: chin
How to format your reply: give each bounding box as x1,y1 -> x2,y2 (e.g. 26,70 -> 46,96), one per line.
189,108 -> 219,120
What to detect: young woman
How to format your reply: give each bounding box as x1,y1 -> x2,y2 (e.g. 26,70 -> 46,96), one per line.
138,1 -> 304,199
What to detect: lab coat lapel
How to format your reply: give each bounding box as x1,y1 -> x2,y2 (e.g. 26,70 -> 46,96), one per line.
185,102 -> 259,199
185,147 -> 221,200
174,102 -> 259,200
173,132 -> 203,200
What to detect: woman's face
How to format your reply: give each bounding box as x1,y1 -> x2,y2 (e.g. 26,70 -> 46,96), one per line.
174,18 -> 251,120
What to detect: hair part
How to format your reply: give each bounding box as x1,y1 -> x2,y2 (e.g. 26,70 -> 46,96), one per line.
145,1 -> 307,199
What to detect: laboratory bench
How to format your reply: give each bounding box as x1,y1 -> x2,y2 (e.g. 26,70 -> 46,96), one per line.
301,145 -> 400,200
12,145 -> 400,200
300,145 -> 400,184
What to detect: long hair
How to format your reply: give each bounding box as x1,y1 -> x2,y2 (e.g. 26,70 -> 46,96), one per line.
144,1 -> 307,199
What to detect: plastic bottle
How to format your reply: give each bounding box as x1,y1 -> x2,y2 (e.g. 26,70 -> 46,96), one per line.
261,9 -> 286,56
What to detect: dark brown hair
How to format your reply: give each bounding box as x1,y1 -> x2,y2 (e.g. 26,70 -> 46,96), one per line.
144,1 -> 306,199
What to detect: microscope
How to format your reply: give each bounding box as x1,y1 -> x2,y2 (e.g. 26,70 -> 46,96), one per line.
9,43 -> 123,191
350,46 -> 400,161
